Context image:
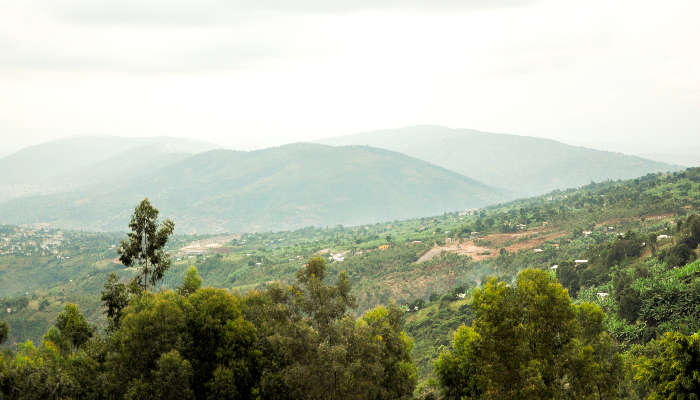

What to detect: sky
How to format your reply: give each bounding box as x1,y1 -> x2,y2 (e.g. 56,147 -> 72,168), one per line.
1,0 -> 699,156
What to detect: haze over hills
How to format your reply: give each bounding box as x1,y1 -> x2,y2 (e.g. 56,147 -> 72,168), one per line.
0,143 -> 505,233
0,128 -> 682,233
0,136 -> 218,202
318,125 -> 681,197
640,149 -> 700,168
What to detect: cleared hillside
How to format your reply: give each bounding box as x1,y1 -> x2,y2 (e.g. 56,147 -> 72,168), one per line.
318,125 -> 680,197
0,143 -> 505,232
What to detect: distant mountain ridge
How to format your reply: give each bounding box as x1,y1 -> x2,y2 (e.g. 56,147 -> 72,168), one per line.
0,136 -> 218,202
0,143 -> 505,233
317,125 -> 680,197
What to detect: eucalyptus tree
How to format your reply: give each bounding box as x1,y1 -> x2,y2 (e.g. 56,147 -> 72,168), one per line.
118,198 -> 175,291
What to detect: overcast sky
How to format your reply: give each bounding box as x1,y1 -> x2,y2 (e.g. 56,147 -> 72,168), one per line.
1,0 -> 698,155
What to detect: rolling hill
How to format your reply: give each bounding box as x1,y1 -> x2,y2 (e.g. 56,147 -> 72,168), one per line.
0,136 -> 218,202
0,143 -> 506,233
318,125 -> 680,197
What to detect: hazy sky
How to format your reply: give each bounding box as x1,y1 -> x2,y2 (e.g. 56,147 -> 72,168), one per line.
1,0 -> 698,155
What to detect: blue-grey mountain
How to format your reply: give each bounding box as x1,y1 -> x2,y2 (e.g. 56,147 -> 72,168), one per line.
318,125 -> 680,197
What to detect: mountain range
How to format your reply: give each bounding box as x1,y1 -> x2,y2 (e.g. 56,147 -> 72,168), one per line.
0,143 -> 504,233
0,136 -> 217,202
0,127 -> 680,232
318,125 -> 680,197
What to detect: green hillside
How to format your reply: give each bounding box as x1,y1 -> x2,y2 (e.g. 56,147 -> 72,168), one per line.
318,125 -> 680,197
1,167 -> 698,398
2,167 -> 698,345
0,143 -> 505,233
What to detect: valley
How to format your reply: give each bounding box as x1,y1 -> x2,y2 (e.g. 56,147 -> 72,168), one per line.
0,138 -> 698,399
2,167 -> 699,394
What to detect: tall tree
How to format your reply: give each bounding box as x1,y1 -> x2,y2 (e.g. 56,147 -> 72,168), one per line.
435,269 -> 622,399
118,198 -> 175,291
101,272 -> 130,331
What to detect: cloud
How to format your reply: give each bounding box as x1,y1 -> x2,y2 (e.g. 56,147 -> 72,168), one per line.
0,0 -> 538,73
0,5 -> 305,73
0,30 -> 287,73
46,0 -> 537,25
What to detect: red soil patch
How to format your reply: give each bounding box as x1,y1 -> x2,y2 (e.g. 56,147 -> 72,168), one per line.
417,229 -> 567,263
416,241 -> 492,263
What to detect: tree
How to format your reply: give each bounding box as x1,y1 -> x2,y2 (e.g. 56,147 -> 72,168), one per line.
678,214 -> 700,249
49,304 -> 94,353
663,243 -> 696,267
177,266 -> 202,296
635,330 -> 700,399
614,271 -> 641,323
0,321 -> 7,345
435,269 -> 622,399
118,198 -> 175,291
136,350 -> 195,400
242,257 -> 416,400
647,233 -> 658,257
101,272 -> 130,330
105,283 -> 262,400
105,291 -> 188,397
295,256 -> 356,336
355,305 -> 417,399
2,340 -> 80,399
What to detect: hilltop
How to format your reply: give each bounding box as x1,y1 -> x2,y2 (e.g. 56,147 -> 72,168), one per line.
318,125 -> 680,197
0,143 -> 505,232
0,136 -> 218,202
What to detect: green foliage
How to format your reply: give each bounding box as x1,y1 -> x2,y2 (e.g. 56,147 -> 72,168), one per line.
0,258 -> 417,399
633,261 -> 700,337
125,350 -> 195,400
118,198 -> 175,291
661,243 -> 696,267
177,266 -> 201,296
677,214 -> 700,249
47,304 -> 94,354
658,214 -> 700,267
101,284 -> 263,399
435,269 -> 622,399
101,272 -> 131,331
1,166 -> 699,394
0,322 -> 7,345
614,270 -> 641,323
634,330 -> 700,399
4,341 -> 76,398
242,257 -> 416,399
